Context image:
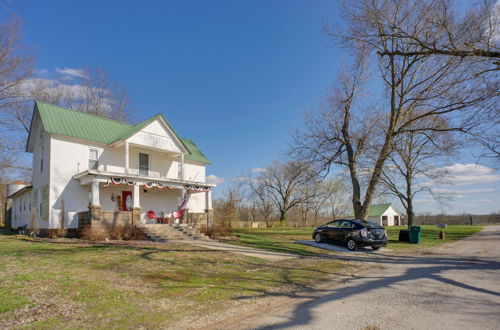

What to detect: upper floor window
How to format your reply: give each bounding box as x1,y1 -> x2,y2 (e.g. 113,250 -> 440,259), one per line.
139,153 -> 149,176
89,148 -> 99,171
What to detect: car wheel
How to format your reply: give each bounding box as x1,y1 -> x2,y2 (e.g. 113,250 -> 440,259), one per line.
346,239 -> 357,251
314,233 -> 322,243
372,246 -> 380,250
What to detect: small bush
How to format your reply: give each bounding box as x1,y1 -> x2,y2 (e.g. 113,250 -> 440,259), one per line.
79,224 -> 108,241
79,224 -> 147,241
199,220 -> 231,238
109,224 -> 147,240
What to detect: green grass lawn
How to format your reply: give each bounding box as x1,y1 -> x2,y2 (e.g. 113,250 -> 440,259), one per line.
231,225 -> 483,253
0,231 -> 352,329
385,225 -> 483,249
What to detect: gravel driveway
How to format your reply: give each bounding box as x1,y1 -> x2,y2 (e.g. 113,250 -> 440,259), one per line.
210,225 -> 500,330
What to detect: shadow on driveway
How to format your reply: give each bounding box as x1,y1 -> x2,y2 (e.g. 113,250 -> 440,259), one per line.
295,240 -> 392,253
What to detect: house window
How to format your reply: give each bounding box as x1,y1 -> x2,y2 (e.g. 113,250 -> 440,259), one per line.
139,153 -> 149,176
89,148 -> 99,170
40,145 -> 44,173
39,202 -> 42,217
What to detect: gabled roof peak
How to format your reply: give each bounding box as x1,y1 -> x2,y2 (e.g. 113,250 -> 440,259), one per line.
28,101 -> 211,164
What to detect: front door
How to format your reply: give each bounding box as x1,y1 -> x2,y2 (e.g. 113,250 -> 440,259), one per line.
122,191 -> 133,211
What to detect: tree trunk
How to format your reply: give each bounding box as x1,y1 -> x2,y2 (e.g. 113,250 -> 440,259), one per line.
406,170 -> 414,227
279,211 -> 286,226
407,201 -> 414,228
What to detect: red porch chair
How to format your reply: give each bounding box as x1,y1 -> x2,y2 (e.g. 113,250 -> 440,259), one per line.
147,210 -> 162,224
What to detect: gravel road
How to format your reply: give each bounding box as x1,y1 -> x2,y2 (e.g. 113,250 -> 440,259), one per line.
215,225 -> 500,330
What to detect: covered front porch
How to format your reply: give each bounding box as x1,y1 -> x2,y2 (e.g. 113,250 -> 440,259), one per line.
74,171 -> 214,232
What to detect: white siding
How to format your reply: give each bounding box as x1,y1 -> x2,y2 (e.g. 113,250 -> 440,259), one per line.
187,191 -> 207,213
381,206 -> 400,226
184,161 -> 206,182
11,191 -> 32,228
50,136 -> 91,229
30,116 -> 51,229
127,120 -> 183,153
128,146 -> 177,178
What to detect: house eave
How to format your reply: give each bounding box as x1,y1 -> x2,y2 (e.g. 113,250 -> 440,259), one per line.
73,170 -> 216,188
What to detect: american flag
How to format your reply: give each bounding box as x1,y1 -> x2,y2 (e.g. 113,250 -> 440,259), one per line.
179,192 -> 190,210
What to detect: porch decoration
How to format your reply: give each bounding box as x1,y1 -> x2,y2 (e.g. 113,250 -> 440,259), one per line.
103,177 -> 136,187
184,185 -> 211,192
144,181 -> 178,190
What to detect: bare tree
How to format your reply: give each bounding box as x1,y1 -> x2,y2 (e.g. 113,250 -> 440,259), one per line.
244,178 -> 275,227
336,0 -> 500,157
324,177 -> 350,220
380,115 -> 457,226
296,0 -> 498,220
12,67 -> 132,134
212,187 -> 242,234
371,0 -> 500,62
254,161 -> 316,226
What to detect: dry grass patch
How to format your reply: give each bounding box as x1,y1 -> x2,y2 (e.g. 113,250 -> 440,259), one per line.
0,231 -> 353,328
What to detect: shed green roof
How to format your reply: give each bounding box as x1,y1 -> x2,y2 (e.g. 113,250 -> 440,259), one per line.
32,101 -> 210,164
348,203 -> 393,217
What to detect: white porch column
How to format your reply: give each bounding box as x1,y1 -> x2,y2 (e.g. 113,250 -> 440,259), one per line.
125,141 -> 130,174
207,190 -> 213,209
180,153 -> 185,180
91,180 -> 100,207
205,190 -> 210,210
133,184 -> 140,209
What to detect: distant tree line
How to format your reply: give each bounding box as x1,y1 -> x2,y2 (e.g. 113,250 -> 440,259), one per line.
415,213 -> 500,226
213,161 -> 351,230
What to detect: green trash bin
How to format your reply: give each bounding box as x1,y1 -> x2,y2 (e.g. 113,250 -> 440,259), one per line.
409,226 -> 421,244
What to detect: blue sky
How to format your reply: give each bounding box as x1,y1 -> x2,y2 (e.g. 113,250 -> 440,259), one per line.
3,0 -> 499,214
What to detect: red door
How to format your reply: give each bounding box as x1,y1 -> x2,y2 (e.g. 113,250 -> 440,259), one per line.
122,191 -> 133,211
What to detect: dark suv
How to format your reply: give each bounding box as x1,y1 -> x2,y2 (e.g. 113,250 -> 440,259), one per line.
312,219 -> 387,251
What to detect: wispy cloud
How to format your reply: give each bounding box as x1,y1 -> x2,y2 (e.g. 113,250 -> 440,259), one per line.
432,188 -> 494,194
206,175 -> 224,185
424,163 -> 500,186
55,67 -> 88,79
251,167 -> 267,173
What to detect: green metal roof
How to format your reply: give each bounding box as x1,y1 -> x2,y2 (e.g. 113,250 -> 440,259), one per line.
182,138 -> 211,165
348,203 -> 393,217
33,101 -> 210,164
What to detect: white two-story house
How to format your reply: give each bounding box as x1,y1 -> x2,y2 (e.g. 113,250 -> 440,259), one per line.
8,101 -> 215,235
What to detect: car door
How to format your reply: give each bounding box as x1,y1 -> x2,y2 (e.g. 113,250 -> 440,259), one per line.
323,221 -> 341,241
337,220 -> 356,242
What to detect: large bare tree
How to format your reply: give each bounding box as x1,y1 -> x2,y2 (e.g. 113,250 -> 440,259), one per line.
296,0 -> 498,220
380,115 -> 458,226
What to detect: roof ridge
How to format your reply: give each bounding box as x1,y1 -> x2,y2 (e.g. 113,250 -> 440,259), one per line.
35,101 -> 133,127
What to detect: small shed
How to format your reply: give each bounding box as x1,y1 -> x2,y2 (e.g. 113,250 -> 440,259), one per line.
349,203 -> 402,226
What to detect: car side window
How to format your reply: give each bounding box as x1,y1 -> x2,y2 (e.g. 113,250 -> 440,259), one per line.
340,221 -> 355,229
326,221 -> 340,228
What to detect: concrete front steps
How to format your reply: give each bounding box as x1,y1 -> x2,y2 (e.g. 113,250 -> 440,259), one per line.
136,223 -> 209,242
